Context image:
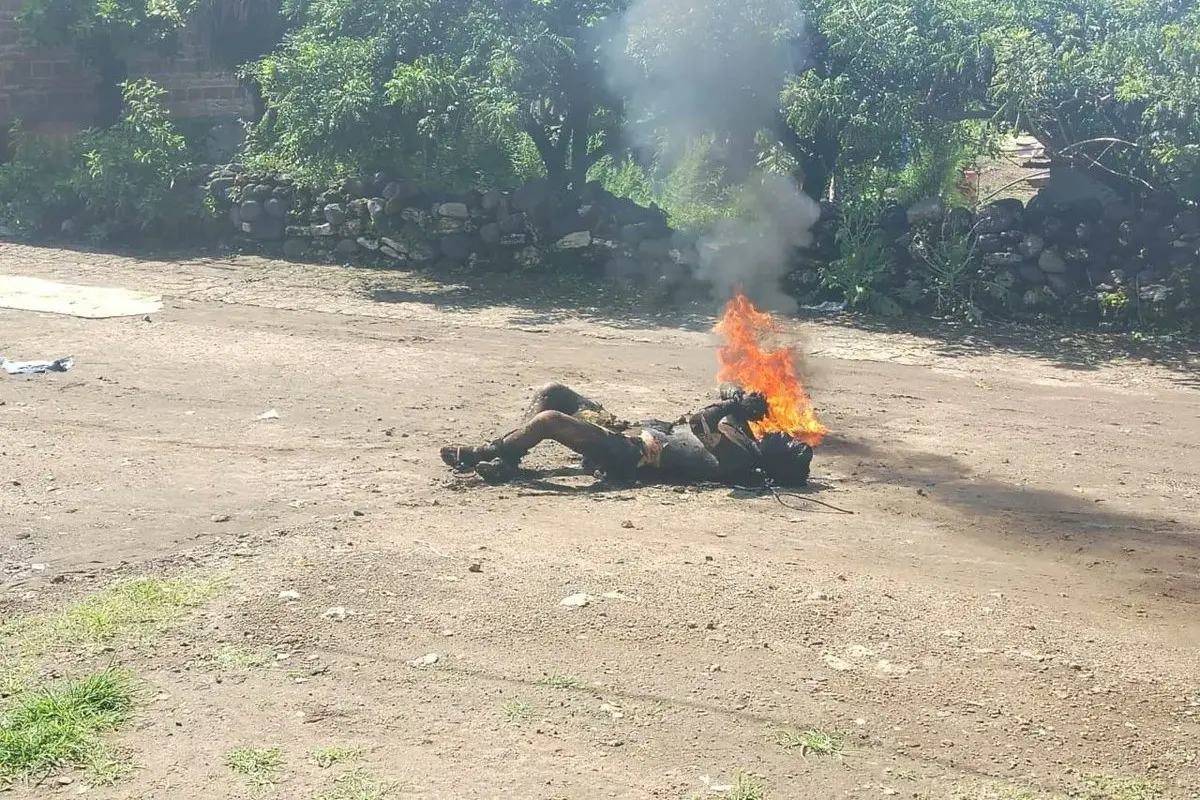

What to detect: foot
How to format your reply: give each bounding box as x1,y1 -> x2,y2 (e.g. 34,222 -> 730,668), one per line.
474,458 -> 514,484
440,444 -> 498,470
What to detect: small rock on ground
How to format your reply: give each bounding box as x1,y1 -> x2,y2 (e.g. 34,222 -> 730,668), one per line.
558,592 -> 593,608
407,653 -> 440,667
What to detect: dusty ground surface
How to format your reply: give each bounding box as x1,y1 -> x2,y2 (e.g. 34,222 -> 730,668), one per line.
2,241 -> 1199,800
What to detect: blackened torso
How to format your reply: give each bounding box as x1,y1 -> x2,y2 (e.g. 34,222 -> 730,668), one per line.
637,415 -> 759,484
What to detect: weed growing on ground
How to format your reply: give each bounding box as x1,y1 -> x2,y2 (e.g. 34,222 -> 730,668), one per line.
0,669 -> 135,786
693,772 -> 770,800
1070,775 -> 1162,800
210,646 -> 273,671
502,699 -> 533,722
0,657 -> 33,700
309,746 -> 364,769
535,672 -> 581,689
78,742 -> 135,786
727,772 -> 769,800
957,786 -> 1041,799
774,727 -> 843,757
225,746 -> 285,788
1,576 -> 223,657
317,769 -> 401,800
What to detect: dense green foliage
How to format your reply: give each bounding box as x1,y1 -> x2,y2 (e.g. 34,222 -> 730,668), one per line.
985,0 -> 1200,201
10,0 -> 1198,202
0,81 -> 205,240
243,0 -> 627,189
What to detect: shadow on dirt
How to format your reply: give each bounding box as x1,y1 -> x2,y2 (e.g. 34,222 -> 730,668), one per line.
366,268 -> 1200,384
365,266 -> 720,334
822,435 -> 1200,603
444,465 -> 850,515
10,239 -> 1196,382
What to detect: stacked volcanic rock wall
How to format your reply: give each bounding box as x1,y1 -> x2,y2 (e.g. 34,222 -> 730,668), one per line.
794,194 -> 1199,326
206,165 -> 1198,326
208,167 -> 701,297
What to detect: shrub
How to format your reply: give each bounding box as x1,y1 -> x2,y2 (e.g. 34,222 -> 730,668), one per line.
0,130 -> 78,236
0,80 -> 207,242
819,201 -> 903,315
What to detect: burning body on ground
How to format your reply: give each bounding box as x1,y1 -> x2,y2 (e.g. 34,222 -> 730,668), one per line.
440,291 -> 826,493
437,0 -> 830,493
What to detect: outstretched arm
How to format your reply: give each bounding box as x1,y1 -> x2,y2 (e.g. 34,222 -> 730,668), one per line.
690,388 -> 768,435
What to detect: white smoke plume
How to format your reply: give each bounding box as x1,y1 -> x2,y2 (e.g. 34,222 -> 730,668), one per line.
603,0 -> 820,313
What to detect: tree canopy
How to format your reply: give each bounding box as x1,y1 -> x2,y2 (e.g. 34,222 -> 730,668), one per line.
12,0 -> 1200,204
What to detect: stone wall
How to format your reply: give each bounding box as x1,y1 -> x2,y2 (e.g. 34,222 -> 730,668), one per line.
0,0 -> 248,148
208,164 -> 1198,327
789,193 -> 1200,327
209,167 -> 698,297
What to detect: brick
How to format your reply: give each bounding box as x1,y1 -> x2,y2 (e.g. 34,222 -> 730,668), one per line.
0,18 -> 249,130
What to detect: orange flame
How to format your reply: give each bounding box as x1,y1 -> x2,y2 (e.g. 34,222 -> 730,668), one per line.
714,292 -> 828,446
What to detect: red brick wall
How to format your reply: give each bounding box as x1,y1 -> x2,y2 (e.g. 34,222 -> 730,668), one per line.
0,0 -> 250,137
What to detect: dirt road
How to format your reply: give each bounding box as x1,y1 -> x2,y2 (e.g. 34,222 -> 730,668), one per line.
2,242 -> 1198,799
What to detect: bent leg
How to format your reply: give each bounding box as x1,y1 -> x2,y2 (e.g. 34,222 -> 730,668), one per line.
500,410 -> 615,460
525,382 -> 604,419
441,410 -> 613,470
442,411 -> 644,483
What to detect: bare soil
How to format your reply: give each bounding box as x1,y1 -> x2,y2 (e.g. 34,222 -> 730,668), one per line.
2,242 -> 1198,800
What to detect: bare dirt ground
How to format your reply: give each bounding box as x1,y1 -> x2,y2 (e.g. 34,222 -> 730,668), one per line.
2,241 -> 1199,800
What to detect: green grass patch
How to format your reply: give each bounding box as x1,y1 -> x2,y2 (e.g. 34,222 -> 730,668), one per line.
225,746 -> 285,788
0,669 -> 135,786
693,772 -> 770,800
774,727 -> 843,757
78,742 -> 135,786
501,699 -> 533,723
957,787 -> 1042,800
309,745 -> 364,769
210,645 -> 274,671
535,672 -> 581,690
1070,775 -> 1163,800
1,576 -> 223,658
955,775 -> 1163,800
727,772 -> 769,800
0,657 -> 34,700
317,769 -> 401,800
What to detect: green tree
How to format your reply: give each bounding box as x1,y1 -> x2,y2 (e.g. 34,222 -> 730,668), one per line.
985,0 -> 1200,202
247,0 -> 629,191
779,0 -> 995,201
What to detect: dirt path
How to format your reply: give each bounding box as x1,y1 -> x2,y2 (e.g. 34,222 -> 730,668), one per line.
2,242 -> 1198,799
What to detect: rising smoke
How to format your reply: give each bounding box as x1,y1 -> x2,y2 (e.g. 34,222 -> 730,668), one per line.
603,0 -> 820,313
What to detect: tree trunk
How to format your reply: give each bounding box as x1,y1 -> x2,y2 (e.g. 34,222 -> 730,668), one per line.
527,122 -> 567,183
566,100 -> 592,194
93,44 -> 128,128
804,127 -> 838,201
244,78 -> 267,122
774,111 -> 838,200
